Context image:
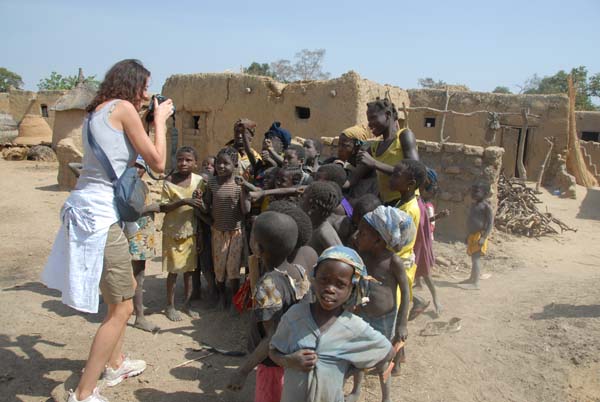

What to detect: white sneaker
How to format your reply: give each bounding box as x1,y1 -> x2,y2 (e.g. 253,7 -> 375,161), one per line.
102,356 -> 147,387
67,387 -> 108,402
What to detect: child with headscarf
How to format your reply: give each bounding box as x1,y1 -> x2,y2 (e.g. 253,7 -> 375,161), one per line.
333,125 -> 378,203
347,205 -> 415,402
269,246 -> 394,402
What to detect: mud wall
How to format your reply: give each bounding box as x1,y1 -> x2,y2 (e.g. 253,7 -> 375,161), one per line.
161,72 -> 409,165
417,140 -> 504,241
575,111 -> 600,138
579,140 -> 600,181
52,110 -> 85,150
3,89 -> 65,128
407,89 -> 568,183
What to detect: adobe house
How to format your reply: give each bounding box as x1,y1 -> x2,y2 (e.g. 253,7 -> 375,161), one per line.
52,69 -> 97,149
575,111 -> 600,182
161,71 -> 408,164
406,89 -> 570,182
0,88 -> 65,142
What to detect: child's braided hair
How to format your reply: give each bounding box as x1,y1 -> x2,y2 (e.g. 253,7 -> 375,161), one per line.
367,97 -> 399,121
304,181 -> 340,217
216,146 -> 239,165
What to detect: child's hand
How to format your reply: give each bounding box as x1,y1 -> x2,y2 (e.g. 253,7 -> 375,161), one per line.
440,209 -> 450,217
184,198 -> 203,209
234,175 -> 245,186
226,368 -> 249,391
356,149 -> 376,168
394,325 -> 408,343
260,150 -> 271,160
287,349 -> 318,372
192,189 -> 203,199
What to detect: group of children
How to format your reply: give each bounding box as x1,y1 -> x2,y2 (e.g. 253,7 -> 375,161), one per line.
124,105 -> 494,401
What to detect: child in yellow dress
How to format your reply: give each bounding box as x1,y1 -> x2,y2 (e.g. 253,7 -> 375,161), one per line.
160,146 -> 204,321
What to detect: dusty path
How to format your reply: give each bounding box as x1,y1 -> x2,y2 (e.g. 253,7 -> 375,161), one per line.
0,159 -> 598,402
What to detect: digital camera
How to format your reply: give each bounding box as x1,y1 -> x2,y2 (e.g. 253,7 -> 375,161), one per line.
146,94 -> 175,123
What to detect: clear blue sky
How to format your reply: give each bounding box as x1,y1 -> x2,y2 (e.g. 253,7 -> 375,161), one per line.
2,0 -> 599,94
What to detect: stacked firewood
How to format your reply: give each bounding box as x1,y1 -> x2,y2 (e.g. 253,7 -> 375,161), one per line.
495,175 -> 576,237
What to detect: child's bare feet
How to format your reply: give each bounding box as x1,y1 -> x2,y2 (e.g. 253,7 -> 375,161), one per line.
183,303 -> 200,319
433,301 -> 443,316
166,306 -> 183,321
134,316 -> 160,333
458,282 -> 480,290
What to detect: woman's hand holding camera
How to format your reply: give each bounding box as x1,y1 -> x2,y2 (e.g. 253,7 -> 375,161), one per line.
153,97 -> 174,124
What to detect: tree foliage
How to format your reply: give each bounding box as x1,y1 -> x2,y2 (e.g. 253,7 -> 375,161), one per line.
492,86 -> 512,94
37,71 -> 99,91
243,49 -> 330,83
0,67 -> 24,92
418,77 -> 447,89
242,62 -> 274,78
418,77 -> 469,91
521,66 -> 600,110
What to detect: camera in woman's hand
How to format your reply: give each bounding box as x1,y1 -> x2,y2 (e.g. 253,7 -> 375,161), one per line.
146,94 -> 175,123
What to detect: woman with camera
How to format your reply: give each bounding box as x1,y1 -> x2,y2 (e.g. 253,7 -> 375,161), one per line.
42,59 -> 173,402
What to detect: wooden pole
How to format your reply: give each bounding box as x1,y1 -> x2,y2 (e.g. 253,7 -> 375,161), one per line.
516,108 -> 529,180
439,88 -> 451,143
536,137 -> 554,193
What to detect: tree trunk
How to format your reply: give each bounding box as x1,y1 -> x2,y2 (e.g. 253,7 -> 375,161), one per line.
516,108 -> 528,180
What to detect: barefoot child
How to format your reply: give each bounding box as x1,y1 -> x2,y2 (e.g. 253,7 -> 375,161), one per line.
413,168 -> 448,315
227,211 -> 308,402
125,156 -> 160,332
160,146 -> 204,321
301,181 -> 343,255
348,206 -> 416,402
459,181 -> 493,290
200,146 -> 246,310
269,246 -> 394,402
388,159 -> 425,372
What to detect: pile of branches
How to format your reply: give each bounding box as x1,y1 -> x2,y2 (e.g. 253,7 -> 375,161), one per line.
495,175 -> 576,237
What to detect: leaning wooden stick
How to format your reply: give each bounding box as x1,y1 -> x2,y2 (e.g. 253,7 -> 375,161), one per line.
172,352 -> 214,369
382,340 -> 405,382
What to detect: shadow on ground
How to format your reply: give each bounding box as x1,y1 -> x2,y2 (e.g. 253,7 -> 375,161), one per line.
530,303 -> 600,320
0,334 -> 83,399
577,187 -> 600,221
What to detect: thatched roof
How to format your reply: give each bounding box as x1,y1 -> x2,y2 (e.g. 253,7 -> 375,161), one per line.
52,68 -> 97,111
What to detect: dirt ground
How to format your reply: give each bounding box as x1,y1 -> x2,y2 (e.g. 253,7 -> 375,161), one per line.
1,159 -> 599,402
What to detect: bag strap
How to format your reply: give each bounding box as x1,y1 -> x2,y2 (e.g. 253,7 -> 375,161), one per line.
86,113 -> 118,183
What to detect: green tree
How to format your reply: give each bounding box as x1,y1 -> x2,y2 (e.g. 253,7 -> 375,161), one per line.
418,77 -> 447,89
243,62 -> 274,78
0,67 -> 24,92
522,66 -> 599,110
37,71 -> 99,91
492,86 -> 512,94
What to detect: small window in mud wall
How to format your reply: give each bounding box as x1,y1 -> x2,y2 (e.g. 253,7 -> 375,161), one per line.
182,112 -> 208,133
295,106 -> 311,119
424,117 -> 436,128
41,104 -> 48,118
581,131 -> 600,142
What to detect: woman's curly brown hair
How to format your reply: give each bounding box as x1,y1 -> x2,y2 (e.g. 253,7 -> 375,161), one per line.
86,59 -> 150,113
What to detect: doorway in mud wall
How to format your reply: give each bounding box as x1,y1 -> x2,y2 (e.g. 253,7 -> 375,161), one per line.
514,127 -> 532,178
